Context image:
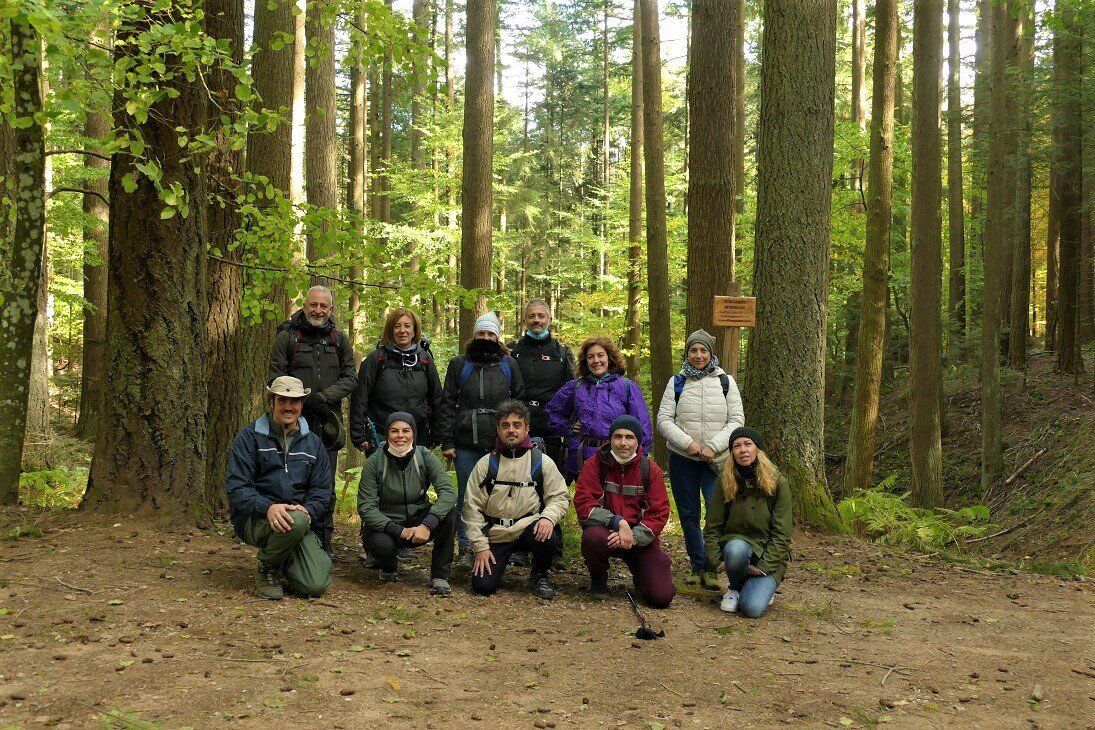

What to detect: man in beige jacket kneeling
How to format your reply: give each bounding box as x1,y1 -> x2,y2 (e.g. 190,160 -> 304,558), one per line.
462,400 -> 569,600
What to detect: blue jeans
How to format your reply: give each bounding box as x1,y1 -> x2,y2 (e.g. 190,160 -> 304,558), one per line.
722,539 -> 778,618
455,448 -> 490,548
668,452 -> 718,572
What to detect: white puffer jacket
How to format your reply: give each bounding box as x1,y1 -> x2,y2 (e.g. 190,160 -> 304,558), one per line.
656,368 -> 745,464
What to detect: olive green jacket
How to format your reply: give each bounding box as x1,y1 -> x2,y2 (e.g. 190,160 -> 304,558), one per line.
703,474 -> 792,584
357,447 -> 456,536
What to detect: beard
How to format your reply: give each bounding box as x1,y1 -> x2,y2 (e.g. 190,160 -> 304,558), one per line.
305,313 -> 328,328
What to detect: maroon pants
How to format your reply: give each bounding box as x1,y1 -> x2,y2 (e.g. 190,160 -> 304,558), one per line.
581,526 -> 676,609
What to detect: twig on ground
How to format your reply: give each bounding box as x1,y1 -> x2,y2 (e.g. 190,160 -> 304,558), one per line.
965,504 -> 1049,544
415,666 -> 449,686
788,657 -> 912,679
882,666 -> 898,685
1002,448 -> 1048,486
221,656 -> 280,663
316,600 -> 340,608
55,577 -> 94,594
659,681 -> 687,698
1070,668 -> 1095,680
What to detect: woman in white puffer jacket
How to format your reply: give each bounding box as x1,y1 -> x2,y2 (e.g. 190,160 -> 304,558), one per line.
657,329 -> 744,589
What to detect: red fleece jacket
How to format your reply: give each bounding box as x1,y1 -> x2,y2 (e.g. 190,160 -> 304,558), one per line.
573,447 -> 670,536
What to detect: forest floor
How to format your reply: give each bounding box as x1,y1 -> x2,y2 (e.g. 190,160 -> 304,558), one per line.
0,509 -> 1092,729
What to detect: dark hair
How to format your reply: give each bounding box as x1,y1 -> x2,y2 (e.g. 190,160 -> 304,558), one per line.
496,399 -> 530,425
577,335 -> 625,378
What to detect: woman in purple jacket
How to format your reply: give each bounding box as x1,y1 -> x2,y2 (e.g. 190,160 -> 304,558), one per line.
546,335 -> 653,480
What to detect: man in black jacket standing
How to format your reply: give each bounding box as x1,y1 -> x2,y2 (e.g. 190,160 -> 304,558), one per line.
508,299 -> 575,475
268,285 -> 358,558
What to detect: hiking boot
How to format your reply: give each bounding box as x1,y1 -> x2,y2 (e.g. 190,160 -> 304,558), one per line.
510,551 -> 529,567
684,570 -> 704,587
529,573 -> 556,601
380,569 -> 399,583
397,547 -> 415,562
701,571 -> 722,591
359,552 -> 378,568
589,572 -> 609,601
720,589 -> 740,613
256,565 -> 284,601
431,578 -> 452,596
456,545 -> 474,571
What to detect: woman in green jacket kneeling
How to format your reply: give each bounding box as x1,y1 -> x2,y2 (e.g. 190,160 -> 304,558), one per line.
358,412 -> 457,595
703,427 -> 792,617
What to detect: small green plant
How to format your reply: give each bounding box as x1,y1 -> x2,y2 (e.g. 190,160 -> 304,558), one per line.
837,479 -> 994,551
4,523 -> 44,541
19,467 -> 88,509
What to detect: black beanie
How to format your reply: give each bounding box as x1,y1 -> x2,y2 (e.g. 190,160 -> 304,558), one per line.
385,411 -> 417,442
609,414 -> 644,440
728,426 -> 763,451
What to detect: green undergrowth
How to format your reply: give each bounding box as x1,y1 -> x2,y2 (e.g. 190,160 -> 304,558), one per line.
836,475 -> 994,552
18,466 -> 88,509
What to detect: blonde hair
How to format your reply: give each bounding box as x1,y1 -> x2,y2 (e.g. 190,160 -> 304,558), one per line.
721,449 -> 780,501
381,307 -> 422,346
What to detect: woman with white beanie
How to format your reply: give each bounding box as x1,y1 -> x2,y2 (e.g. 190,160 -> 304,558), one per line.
656,329 -> 744,589
435,312 -> 524,562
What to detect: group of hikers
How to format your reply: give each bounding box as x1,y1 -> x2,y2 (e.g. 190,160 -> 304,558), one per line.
225,286 -> 792,618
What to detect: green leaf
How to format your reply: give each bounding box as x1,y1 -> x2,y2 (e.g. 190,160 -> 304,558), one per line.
160,207 -> 176,220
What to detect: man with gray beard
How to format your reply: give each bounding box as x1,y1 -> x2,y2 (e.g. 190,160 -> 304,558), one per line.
269,285 -> 358,558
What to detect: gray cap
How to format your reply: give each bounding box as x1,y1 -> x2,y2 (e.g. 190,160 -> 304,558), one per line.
267,376 -> 311,398
685,329 -> 716,355
473,311 -> 502,337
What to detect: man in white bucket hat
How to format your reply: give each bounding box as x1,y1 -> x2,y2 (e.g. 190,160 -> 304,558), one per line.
224,376 -> 334,599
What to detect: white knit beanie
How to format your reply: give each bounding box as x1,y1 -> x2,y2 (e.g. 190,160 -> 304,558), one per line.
472,311 -> 502,337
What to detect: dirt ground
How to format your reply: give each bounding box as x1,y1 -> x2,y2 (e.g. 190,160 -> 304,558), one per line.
0,510 -> 1091,729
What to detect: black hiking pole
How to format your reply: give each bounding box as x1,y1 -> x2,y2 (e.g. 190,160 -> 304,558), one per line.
627,590 -> 665,640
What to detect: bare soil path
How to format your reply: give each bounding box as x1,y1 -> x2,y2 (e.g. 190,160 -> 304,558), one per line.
0,511 -> 1091,728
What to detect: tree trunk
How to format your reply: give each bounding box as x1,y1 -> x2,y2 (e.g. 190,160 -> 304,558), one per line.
946,0 -> 965,360
290,0 -> 306,227
26,51 -> 51,443
731,0 -> 745,217
380,0 -> 394,229
844,0 -> 898,496
204,0 -> 268,510
746,0 -> 840,530
980,0 -> 1007,493
409,0 -> 429,273
458,0 -> 496,343
0,16 -> 46,504
969,0 -> 992,328
908,0 -> 944,507
685,0 -> 735,352
1007,12 -> 1032,369
1054,0 -> 1082,374
625,0 -> 645,380
305,0 -> 338,277
1045,166 -> 1060,349
998,9 -> 1020,337
851,0 -> 867,194
77,54 -> 111,438
84,3 -> 210,515
640,0 -> 672,465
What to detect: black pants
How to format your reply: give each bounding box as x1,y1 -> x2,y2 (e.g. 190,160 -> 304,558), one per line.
363,509 -> 456,580
319,447 -> 339,553
470,523 -> 562,596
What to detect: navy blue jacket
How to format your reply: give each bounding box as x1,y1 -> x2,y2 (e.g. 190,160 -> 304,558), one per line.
225,414 -> 334,538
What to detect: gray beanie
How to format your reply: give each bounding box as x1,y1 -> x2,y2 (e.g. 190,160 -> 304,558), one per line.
685,329 -> 716,355
385,411 -> 417,442
472,311 -> 502,338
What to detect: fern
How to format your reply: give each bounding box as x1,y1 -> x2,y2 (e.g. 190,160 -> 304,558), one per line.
837,485 -> 994,551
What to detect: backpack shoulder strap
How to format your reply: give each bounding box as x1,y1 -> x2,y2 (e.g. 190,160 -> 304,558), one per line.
673,374 -> 686,403
640,455 -> 650,488
719,373 -> 730,397
287,328 -> 303,368
530,447 -> 544,507
411,446 -> 425,486
458,358 -> 475,388
500,358 -> 513,387
479,452 -> 501,497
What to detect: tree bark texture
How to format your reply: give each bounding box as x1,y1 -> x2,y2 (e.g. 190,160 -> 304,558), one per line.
946,0 -> 965,359
204,0 -> 269,510
851,0 -> 867,193
844,0 -> 898,496
1054,0 -> 1082,373
458,0 -> 497,344
908,0 -> 944,507
746,0 -> 840,530
77,98 -> 111,438
980,0 -> 1006,492
625,0 -> 645,379
305,0 -> 338,273
640,0 -> 672,465
0,17 -> 46,504
1007,12 -> 1032,369
1045,165 -> 1060,349
83,5 -> 210,515
685,0 -> 735,353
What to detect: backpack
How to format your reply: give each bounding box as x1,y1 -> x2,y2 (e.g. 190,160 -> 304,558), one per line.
372,343 -> 436,410
673,372 -> 730,403
458,357 -> 513,390
597,454 -> 651,496
478,447 -> 544,526
379,445 -> 426,485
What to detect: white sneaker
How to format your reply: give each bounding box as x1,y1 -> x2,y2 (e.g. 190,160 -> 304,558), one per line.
720,589 -> 740,613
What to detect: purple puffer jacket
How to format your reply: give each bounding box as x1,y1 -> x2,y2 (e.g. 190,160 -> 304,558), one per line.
545,373 -> 653,476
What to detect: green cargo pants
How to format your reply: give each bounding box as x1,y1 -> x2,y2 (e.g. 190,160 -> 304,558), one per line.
242,511 -> 332,597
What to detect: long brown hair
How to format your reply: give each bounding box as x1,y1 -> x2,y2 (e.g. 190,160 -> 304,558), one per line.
381,307 -> 421,346
721,449 -> 780,501
577,335 -> 625,378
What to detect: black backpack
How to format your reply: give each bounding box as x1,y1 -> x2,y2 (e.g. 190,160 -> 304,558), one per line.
478,448 -> 545,527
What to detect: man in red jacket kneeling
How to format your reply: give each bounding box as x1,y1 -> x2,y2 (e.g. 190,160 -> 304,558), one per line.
573,415 -> 675,608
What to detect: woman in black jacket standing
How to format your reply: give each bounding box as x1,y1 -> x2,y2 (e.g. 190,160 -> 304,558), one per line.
436,311 -> 524,561
349,308 -> 442,454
